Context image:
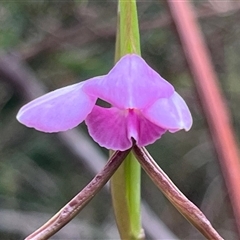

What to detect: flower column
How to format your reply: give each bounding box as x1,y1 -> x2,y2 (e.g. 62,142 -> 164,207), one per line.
110,1 -> 144,239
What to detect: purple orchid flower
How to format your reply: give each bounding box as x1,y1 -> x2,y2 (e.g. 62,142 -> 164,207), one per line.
17,54 -> 192,150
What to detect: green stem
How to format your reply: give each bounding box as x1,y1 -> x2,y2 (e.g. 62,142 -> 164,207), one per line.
111,152 -> 143,240
111,1 -> 144,239
119,0 -> 141,56
124,152 -> 142,238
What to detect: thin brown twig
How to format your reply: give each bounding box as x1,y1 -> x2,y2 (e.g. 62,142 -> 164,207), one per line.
133,146 -> 223,240
24,149 -> 130,240
167,0 -> 240,236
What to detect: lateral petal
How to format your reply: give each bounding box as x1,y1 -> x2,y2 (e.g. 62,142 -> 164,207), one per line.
83,54 -> 174,109
143,91 -> 193,132
85,106 -> 132,150
17,79 -> 99,132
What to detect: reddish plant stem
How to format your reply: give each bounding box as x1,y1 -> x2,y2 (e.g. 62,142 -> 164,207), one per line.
25,149 -> 130,240
133,146 -> 223,240
167,0 -> 240,235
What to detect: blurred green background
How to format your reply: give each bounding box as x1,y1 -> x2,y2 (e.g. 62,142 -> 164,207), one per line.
0,1 -> 239,239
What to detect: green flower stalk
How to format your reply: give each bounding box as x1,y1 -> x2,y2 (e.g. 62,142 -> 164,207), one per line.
111,1 -> 144,239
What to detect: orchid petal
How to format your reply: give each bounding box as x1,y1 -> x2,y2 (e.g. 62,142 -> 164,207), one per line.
17,79 -> 100,132
128,110 -> 167,147
86,106 -> 167,150
83,54 -> 174,109
85,106 -> 132,150
143,91 -> 193,132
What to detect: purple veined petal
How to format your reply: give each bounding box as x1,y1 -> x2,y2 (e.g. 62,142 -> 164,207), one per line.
17,78 -> 102,132
128,109 -> 167,147
86,106 -> 167,150
142,91 -> 193,132
83,54 -> 174,109
85,106 -> 132,151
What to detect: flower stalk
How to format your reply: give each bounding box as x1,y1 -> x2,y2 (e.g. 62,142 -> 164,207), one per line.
119,0 -> 141,56
111,0 -> 144,239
